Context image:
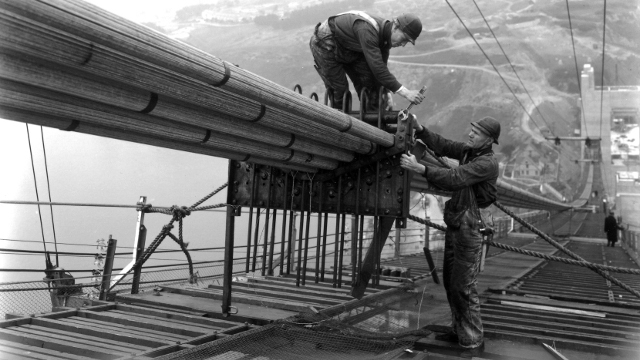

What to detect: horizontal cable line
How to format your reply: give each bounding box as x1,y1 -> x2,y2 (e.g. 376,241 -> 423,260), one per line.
0,200 -> 225,212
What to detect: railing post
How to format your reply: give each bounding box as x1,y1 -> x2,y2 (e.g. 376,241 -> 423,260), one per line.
99,235 -> 117,301
131,196 -> 147,295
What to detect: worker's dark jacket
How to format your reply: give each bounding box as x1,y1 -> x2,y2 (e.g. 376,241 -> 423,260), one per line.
604,215 -> 619,242
416,128 -> 499,228
328,13 -> 401,92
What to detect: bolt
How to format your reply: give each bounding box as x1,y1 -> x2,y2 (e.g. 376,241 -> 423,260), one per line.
397,197 -> 403,203
366,177 -> 373,185
399,170 -> 404,176
236,163 -> 241,168
397,188 -> 404,195
365,208 -> 370,212
261,172 -> 268,180
234,181 -> 239,185
398,135 -> 404,141
235,189 -> 238,193
385,209 -> 390,215
232,199 -> 237,204
259,201 -> 264,206
399,125 -> 405,132
385,170 -> 392,178
397,210 -> 402,216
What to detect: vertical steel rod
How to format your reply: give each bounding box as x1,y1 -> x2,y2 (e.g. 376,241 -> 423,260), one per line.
99,235 -> 117,301
296,181 -> 306,287
246,166 -> 257,273
279,173 -> 289,276
358,214 -> 364,274
332,176 -> 342,287
372,216 -> 379,287
252,207 -> 261,272
131,196 -> 147,295
267,207 -> 277,275
352,169 -> 361,284
315,183 -> 323,283
286,175 -> 296,275
302,192 -> 312,286
338,213 -> 347,288
321,211 -> 329,282
222,205 -> 236,316
261,169 -> 273,275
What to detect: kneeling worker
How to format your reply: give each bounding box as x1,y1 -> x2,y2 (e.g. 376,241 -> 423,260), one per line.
310,11 -> 425,110
400,116 -> 501,357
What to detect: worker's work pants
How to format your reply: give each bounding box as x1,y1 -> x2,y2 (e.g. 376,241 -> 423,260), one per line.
442,209 -> 487,349
309,32 -> 382,110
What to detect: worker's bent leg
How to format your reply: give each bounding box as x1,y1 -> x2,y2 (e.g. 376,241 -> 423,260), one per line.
309,35 -> 348,109
450,211 -> 484,348
344,57 -> 382,111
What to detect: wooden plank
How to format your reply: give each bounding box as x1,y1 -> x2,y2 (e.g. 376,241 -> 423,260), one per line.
31,318 -> 170,348
78,310 -> 209,337
0,338 -> 88,360
113,304 -> 239,329
499,300 -> 606,318
0,328 -> 119,360
206,284 -> 343,306
107,310 -> 218,333
0,318 -> 31,329
60,317 -> 185,342
215,281 -> 354,301
12,325 -> 144,354
165,287 -> 328,313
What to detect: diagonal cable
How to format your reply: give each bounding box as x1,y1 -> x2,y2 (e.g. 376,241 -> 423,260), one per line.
598,0 -> 608,140
25,124 -> 48,257
39,126 -> 59,265
472,0 -> 556,135
444,0 -> 544,134
564,0 -> 589,139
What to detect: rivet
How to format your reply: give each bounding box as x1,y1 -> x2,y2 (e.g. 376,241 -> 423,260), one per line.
385,209 -> 390,215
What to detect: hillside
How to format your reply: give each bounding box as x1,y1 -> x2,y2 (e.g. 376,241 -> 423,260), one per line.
147,0 -> 639,191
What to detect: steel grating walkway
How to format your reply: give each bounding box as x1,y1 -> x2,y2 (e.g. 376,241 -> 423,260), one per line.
485,241 -> 640,357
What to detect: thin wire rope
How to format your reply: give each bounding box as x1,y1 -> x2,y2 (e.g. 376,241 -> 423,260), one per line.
598,0 -> 608,140
25,124 -> 48,258
564,0 -> 589,139
471,0 -> 555,135
443,0 -> 544,134
39,126 -> 59,265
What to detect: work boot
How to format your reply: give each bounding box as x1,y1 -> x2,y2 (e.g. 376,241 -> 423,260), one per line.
460,341 -> 485,358
434,331 -> 458,342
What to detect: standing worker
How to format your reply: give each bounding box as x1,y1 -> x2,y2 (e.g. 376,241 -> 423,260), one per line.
400,116 -> 501,357
309,11 -> 425,111
604,211 -> 620,247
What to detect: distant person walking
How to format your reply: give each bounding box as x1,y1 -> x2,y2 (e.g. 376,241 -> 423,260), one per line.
604,211 -> 620,247
309,11 -> 425,111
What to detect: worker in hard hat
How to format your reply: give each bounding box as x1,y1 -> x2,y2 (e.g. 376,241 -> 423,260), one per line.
400,116 -> 501,357
310,11 -> 425,111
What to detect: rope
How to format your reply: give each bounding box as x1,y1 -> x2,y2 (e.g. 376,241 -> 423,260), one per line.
25,124 -> 48,259
599,0 -> 608,140
564,0 -> 589,139
109,183 -> 230,291
485,240 -> 640,275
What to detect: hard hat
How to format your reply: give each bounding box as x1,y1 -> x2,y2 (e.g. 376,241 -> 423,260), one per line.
471,117 -> 501,144
397,13 -> 422,45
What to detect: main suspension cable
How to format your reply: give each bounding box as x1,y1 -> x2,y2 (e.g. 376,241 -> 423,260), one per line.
598,0 -> 608,140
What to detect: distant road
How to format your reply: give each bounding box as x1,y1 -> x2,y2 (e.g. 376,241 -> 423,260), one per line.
389,42 -> 475,58
387,60 -> 521,84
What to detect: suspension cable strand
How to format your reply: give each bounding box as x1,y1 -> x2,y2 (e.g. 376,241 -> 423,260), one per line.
443,0 -> 543,133
472,0 -> 555,135
564,0 -> 589,138
39,126 -> 59,265
494,201 -> 640,299
485,240 -> 640,275
25,124 -> 49,258
598,0 -> 608,140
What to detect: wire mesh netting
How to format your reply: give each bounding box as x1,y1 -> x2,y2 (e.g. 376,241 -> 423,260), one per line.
0,260 -> 236,319
155,284 -> 428,360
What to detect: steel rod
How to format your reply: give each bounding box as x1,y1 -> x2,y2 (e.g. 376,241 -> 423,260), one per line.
251,208 -> 261,272
321,211 -> 329,282
267,208 -> 277,276
332,176 -> 342,287
314,183 -> 323,283
338,213 -> 347,288
279,174 -> 289,276
295,181 -> 306,287
261,169 -> 273,276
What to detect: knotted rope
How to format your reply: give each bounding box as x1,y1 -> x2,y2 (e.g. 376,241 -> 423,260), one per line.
110,183 -> 230,291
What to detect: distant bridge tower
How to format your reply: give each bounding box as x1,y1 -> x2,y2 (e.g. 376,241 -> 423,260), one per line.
580,64 -> 640,198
